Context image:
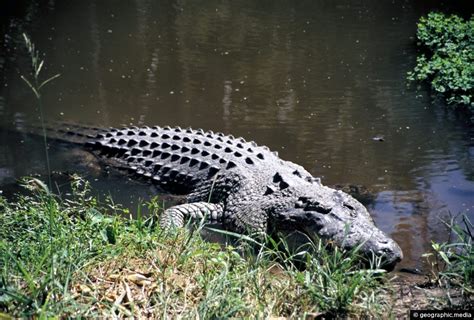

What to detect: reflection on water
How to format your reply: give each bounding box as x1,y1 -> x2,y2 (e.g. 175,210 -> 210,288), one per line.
1,0 -> 473,270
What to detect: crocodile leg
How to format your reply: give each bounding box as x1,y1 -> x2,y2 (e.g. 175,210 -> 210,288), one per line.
160,202 -> 224,228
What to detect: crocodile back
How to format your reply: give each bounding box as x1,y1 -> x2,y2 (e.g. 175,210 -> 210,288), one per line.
86,125 -> 292,194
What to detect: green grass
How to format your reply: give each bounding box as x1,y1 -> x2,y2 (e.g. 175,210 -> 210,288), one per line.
21,33 -> 61,190
0,176 -> 391,318
423,214 -> 473,308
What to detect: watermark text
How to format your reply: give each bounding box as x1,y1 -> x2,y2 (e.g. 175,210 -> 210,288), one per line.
410,310 -> 472,319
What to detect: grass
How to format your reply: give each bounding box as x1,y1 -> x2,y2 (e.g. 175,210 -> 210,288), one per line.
422,214 -> 473,308
0,175 -> 391,318
21,33 -> 61,190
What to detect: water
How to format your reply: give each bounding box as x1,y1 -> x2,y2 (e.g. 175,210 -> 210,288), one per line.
1,0 -> 473,270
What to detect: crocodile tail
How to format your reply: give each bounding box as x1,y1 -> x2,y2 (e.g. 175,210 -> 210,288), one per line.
23,121 -> 106,146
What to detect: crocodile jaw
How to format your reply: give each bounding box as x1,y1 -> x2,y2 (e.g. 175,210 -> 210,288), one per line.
270,195 -> 403,271
311,216 -> 403,271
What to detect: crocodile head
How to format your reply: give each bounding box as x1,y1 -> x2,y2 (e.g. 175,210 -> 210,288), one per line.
269,186 -> 403,271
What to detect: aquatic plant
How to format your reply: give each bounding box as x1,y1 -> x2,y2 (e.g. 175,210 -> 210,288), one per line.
407,13 -> 473,117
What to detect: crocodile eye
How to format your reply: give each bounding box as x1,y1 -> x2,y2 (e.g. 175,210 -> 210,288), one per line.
305,203 -> 331,214
343,203 -> 358,217
295,197 -> 330,214
300,199 -> 332,214
343,203 -> 354,210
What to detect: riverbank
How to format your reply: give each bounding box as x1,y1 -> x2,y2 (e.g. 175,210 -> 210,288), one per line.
0,176 -> 471,318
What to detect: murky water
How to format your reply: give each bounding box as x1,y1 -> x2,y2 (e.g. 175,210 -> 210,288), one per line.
1,0 -> 473,270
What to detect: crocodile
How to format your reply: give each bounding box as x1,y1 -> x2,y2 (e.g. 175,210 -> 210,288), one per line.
48,124 -> 403,270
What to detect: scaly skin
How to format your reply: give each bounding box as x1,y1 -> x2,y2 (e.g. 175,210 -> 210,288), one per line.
82,125 -> 402,270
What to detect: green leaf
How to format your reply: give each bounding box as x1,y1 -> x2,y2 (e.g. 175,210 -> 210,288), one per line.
439,251 -> 451,265
408,12 -> 474,116
105,225 -> 116,244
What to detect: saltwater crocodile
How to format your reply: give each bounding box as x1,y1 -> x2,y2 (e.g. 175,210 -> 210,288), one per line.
48,124 -> 402,270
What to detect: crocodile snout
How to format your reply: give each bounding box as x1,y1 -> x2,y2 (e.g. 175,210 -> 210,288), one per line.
371,238 -> 403,271
295,207 -> 404,271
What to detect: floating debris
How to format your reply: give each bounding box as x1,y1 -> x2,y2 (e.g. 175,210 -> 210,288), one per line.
372,135 -> 385,142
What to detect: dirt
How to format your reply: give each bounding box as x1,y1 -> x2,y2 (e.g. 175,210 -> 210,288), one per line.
389,272 -> 472,319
